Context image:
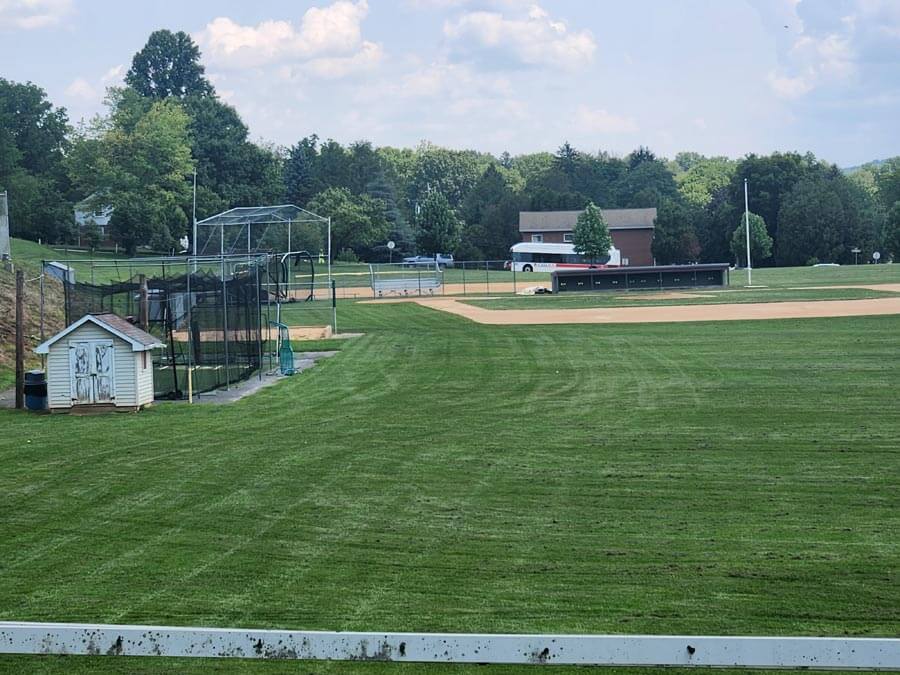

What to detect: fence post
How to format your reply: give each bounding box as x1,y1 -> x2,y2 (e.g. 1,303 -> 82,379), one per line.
221,256 -> 230,390
15,269 -> 24,410
331,279 -> 337,335
462,262 -> 466,296
138,275 -> 149,330
512,263 -> 516,295
255,262 -> 262,382
485,260 -> 490,295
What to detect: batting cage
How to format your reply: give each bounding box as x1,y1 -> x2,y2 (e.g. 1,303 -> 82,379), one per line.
61,261 -> 266,399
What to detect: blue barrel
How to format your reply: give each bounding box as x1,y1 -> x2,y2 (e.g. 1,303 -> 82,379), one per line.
24,370 -> 48,411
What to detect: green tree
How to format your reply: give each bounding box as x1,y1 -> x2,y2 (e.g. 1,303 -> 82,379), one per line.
777,175 -> 845,266
1,170 -> 73,243
68,95 -> 194,254
729,152 -> 821,253
694,186 -> 737,262
883,202 -> 900,262
874,158 -> 900,210
306,187 -> 388,260
616,149 -> 680,208
677,156 -> 736,207
285,135 -> 322,206
125,30 -> 213,99
408,143 -> 486,210
462,164 -> 523,259
0,78 -> 72,242
415,191 -> 462,255
651,198 -> 701,264
730,212 -> 773,266
572,202 -> 613,265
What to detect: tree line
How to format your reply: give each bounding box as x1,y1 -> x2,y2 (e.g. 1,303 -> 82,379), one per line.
1,29 -> 899,264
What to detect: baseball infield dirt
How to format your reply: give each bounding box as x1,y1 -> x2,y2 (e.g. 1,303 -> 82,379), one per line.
397,294 -> 900,325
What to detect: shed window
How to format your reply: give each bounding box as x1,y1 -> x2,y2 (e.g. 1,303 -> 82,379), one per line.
142,352 -> 147,369
563,233 -> 574,243
531,234 -> 543,243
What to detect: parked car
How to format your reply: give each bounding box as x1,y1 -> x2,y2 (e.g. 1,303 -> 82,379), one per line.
402,254 -> 454,268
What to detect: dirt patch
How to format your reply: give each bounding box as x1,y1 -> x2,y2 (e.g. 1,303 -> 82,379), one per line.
409,296 -> 900,325
0,263 -> 65,379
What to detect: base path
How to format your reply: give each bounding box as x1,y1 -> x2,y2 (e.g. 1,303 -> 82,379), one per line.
406,296 -> 900,325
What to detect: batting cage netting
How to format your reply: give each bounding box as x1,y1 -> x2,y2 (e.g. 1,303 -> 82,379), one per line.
63,270 -> 264,399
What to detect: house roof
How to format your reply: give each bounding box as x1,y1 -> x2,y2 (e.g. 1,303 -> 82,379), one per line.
34,313 -> 164,354
519,208 -> 657,232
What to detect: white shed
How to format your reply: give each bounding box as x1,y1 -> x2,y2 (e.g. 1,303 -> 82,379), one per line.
34,313 -> 164,412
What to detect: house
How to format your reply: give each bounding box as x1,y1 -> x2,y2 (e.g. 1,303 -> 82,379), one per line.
34,313 -> 164,412
74,196 -> 114,238
519,208 -> 656,266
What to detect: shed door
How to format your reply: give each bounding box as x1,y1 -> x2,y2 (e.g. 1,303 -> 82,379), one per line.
70,342 -> 93,404
93,341 -> 115,402
69,340 -> 115,404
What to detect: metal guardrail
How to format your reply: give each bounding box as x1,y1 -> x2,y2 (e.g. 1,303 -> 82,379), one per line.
1,622 -> 898,668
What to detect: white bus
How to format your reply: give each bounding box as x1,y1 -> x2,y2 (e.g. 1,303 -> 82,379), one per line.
507,242 -> 621,272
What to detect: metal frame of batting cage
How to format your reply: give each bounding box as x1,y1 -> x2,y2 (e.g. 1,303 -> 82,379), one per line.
40,253 -> 273,400
193,204 -> 332,292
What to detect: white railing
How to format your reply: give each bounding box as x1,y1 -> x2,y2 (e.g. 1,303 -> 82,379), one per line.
1,622 -> 898,668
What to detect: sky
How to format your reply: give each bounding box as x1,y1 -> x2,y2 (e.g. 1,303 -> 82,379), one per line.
1,0 -> 898,166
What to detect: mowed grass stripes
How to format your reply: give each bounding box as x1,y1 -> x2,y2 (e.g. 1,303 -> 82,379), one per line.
0,301 -> 897,673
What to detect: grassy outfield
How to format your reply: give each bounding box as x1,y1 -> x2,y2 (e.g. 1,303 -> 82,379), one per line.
463,286 -> 900,311
729,263 -> 900,288
1,300 -> 898,673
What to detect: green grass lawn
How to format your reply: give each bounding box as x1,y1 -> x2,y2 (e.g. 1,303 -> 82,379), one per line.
0,299 -> 898,673
463,286 -> 900,311
729,263 -> 900,288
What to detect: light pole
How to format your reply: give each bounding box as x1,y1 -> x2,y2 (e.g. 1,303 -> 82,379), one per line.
191,170 -> 198,271
744,178 -> 752,286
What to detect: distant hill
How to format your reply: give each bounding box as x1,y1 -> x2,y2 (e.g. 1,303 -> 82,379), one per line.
843,158 -> 895,174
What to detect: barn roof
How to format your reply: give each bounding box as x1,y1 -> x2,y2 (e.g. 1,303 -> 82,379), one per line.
34,313 -> 164,354
519,208 -> 657,232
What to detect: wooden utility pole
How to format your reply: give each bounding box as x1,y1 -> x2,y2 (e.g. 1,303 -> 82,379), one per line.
138,274 -> 149,330
15,269 -> 25,409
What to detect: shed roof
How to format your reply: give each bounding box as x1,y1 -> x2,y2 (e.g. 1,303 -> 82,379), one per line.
519,208 -> 657,232
34,313 -> 164,354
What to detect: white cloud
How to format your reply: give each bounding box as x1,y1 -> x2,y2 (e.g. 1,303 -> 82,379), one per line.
63,64 -> 124,107
767,71 -> 814,99
196,0 -> 380,76
101,64 -> 125,84
294,40 -> 383,79
443,3 -> 596,69
759,0 -> 900,99
573,105 -> 638,134
0,0 -> 71,30
64,77 -> 97,101
395,61 -> 512,99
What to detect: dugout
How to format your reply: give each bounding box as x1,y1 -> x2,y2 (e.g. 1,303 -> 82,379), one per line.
551,263 -> 730,293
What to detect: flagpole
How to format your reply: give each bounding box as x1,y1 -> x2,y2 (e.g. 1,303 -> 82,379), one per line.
744,178 -> 752,287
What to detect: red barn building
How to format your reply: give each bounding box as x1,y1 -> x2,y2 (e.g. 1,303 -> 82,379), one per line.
519,208 -> 656,266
